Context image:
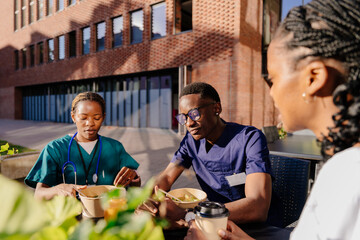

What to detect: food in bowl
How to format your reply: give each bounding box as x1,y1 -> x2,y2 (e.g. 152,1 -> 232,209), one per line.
168,188 -> 207,209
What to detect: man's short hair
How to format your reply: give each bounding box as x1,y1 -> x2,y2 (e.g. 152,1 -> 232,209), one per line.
180,82 -> 221,103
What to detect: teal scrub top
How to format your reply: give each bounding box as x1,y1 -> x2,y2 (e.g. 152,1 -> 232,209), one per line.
25,135 -> 139,188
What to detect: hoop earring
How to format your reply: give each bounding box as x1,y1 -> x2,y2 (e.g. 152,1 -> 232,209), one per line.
302,92 -> 316,104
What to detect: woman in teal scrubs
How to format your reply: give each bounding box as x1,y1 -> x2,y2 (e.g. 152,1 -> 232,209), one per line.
25,92 -> 140,200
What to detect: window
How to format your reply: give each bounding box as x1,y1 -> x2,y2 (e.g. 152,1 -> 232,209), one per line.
58,35 -> 65,60
151,2 -> 166,39
69,31 -> 76,57
22,48 -> 27,68
30,45 -> 35,66
57,0 -> 64,11
82,26 -> 90,55
262,0 -> 312,77
37,0 -> 44,20
68,0 -> 75,6
21,0 -> 26,27
14,0 -> 20,31
38,42 -> 44,64
130,9 -> 143,44
48,39 -> 54,62
29,0 -> 35,24
96,21 -> 106,51
112,16 -> 123,47
14,50 -> 19,70
47,0 -> 53,15
174,0 -> 192,33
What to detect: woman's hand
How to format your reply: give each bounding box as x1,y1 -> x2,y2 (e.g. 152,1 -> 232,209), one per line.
35,182 -> 86,200
185,220 -> 254,240
113,167 -> 139,187
184,221 -> 207,240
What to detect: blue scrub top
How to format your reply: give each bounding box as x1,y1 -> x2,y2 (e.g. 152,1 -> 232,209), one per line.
171,122 -> 272,203
25,135 -> 139,188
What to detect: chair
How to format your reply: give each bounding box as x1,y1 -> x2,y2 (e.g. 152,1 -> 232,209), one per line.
262,126 -> 279,143
267,155 -> 310,228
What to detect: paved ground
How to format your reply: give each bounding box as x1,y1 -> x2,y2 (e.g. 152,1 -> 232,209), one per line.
0,119 -> 200,189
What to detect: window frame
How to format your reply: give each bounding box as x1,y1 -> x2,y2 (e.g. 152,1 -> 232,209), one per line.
68,31 -> 76,58
82,26 -> 91,55
47,38 -> 55,62
38,42 -> 44,65
130,9 -> 144,44
96,21 -> 106,52
151,1 -> 167,40
58,35 -> 65,60
112,15 -> 123,48
174,0 -> 192,34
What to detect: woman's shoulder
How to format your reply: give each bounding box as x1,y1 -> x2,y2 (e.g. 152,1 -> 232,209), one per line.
99,136 -> 124,147
318,147 -> 360,181
45,135 -> 72,148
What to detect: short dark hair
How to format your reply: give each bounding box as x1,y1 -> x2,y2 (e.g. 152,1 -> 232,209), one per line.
180,82 -> 221,103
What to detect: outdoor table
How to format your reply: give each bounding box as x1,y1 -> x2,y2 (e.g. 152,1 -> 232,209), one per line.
267,134 -> 323,187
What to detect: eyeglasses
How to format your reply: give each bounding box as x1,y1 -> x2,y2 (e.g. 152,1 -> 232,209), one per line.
176,102 -> 217,126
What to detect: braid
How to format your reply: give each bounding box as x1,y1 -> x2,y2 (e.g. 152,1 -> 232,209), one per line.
278,0 -> 360,158
71,92 -> 106,115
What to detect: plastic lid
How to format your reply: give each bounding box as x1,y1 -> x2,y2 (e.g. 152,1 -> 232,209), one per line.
194,201 -> 229,218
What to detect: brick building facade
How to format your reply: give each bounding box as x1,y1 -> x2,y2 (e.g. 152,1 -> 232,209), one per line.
0,0 -> 279,130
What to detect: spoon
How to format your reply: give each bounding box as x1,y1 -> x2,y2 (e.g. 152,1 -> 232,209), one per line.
157,188 -> 185,203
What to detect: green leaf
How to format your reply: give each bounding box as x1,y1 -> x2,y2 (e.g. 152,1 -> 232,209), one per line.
0,143 -> 9,152
30,226 -> 67,240
0,174 -> 49,236
126,178 -> 155,210
44,196 -> 82,227
68,220 -> 96,240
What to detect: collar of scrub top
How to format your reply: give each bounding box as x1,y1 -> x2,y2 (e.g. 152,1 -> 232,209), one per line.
62,132 -> 102,185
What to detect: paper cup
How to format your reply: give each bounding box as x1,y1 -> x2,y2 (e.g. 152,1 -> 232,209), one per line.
194,201 -> 229,240
79,185 -> 125,218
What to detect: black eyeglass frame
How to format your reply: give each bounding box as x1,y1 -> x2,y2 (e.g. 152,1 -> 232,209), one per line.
176,102 -> 217,126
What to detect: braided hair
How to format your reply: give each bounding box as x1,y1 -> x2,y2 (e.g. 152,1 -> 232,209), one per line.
71,92 -> 106,116
274,0 -> 360,158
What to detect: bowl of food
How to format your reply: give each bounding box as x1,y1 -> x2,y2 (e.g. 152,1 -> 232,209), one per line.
78,185 -> 126,218
168,188 -> 207,209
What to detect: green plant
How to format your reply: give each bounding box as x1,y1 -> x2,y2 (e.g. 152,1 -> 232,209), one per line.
0,175 -> 166,240
278,127 -> 287,139
0,142 -> 18,155
0,140 -> 36,156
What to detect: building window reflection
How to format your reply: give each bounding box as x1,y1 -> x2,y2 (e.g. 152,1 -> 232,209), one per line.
48,38 -> 54,62
82,26 -> 90,55
112,16 -> 123,48
58,35 -> 65,60
96,21 -> 106,51
131,9 -> 143,44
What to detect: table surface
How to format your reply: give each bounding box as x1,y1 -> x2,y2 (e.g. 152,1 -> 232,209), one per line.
267,134 -> 322,161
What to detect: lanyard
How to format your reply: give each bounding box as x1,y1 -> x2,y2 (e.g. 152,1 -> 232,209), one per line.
76,140 -> 99,185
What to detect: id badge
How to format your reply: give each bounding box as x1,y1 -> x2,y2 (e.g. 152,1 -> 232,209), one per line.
225,172 -> 246,187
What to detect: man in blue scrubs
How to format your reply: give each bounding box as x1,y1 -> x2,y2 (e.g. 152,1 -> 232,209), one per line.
156,82 -> 273,225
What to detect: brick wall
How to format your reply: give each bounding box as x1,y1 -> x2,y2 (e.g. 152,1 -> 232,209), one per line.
0,0 -> 277,128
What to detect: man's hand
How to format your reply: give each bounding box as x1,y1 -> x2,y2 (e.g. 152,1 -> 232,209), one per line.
113,167 -> 138,187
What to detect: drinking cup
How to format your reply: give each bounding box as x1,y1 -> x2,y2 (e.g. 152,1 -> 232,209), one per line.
193,201 -> 229,240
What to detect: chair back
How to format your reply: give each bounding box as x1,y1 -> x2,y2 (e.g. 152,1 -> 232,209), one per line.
262,126 -> 279,143
267,155 -> 310,228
